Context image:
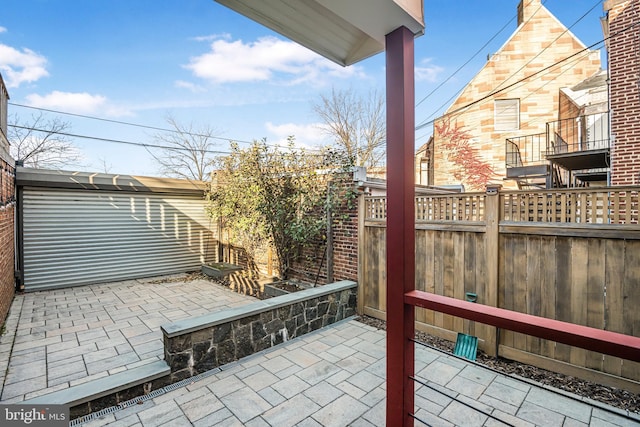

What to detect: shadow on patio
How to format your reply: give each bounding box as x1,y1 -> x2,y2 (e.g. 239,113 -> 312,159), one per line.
0,274 -> 638,426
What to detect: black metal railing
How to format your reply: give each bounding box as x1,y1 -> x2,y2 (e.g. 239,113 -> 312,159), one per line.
505,133 -> 546,168
546,112 -> 610,155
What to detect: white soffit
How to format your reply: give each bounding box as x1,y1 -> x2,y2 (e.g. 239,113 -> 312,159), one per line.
214,0 -> 425,66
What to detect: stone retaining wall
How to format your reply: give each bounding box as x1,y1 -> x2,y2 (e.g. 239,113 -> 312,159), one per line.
161,280 -> 357,382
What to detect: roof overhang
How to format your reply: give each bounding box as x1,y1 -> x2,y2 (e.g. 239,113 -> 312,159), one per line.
16,167 -> 206,195
214,0 -> 425,66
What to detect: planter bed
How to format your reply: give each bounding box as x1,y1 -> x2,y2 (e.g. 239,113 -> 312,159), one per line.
161,280 -> 357,382
201,262 -> 243,278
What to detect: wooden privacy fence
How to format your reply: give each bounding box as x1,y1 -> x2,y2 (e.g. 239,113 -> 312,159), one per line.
360,186 -> 640,391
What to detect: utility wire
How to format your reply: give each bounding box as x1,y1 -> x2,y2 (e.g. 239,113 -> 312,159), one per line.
412,48 -> 594,145
414,1 -> 523,108
8,102 -> 253,144
415,0 -> 604,132
7,123 -> 341,159
414,31 -> 613,131
414,0 -> 546,120
490,0 -> 603,96
8,124 -> 233,155
8,102 -> 327,153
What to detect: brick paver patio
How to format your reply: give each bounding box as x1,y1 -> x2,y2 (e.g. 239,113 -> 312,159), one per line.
1,276 -> 638,426
0,276 -> 254,403
74,320 -> 638,427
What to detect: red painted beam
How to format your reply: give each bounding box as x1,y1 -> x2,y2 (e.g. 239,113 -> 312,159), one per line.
386,26 -> 416,427
405,290 -> 640,362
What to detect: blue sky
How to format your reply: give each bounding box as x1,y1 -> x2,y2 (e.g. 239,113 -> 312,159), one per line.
1,0 -> 606,176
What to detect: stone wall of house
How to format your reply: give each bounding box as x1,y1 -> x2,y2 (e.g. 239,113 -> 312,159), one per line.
607,0 -> 640,186
431,0 -> 601,190
0,156 -> 15,325
162,281 -> 357,382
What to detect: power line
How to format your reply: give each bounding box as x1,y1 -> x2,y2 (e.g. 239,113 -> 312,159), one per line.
415,0 -> 604,132
461,8 -> 640,117
414,0 -> 546,119
489,0 -> 603,96
8,102 -> 257,145
414,33 -> 611,132
516,51 -> 598,130
7,123 -> 341,159
8,124 -> 233,155
414,0 -> 524,108
8,102 -> 328,153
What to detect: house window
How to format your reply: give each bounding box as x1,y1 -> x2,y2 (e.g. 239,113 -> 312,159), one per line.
494,99 -> 520,131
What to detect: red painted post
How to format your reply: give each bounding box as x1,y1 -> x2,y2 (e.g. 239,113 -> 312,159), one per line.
386,26 -> 415,427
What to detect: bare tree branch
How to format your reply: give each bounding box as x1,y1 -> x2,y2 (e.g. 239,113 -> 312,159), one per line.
313,88 -> 386,169
149,115 -> 222,181
9,112 -> 83,169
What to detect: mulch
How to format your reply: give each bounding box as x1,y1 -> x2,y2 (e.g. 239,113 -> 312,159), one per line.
356,315 -> 640,414
148,274 -> 639,414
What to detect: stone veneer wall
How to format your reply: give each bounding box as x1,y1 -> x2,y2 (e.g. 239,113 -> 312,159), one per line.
431,0 -> 601,190
162,280 -> 357,382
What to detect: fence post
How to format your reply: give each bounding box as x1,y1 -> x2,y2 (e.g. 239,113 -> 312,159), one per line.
484,184 -> 501,357
357,189 -> 365,316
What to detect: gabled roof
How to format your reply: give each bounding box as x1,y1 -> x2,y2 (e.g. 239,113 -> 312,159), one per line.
560,69 -> 608,113
443,0 -> 599,115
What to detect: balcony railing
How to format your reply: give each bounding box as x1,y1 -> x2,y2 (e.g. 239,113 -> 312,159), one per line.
546,111 -> 610,155
505,133 -> 546,168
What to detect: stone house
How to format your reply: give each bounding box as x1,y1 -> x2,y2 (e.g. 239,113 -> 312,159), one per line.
423,0 -> 602,190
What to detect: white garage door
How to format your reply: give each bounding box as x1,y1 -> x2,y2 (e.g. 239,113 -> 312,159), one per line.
22,188 -> 216,291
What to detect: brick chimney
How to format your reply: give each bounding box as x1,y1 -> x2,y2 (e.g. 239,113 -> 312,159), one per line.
517,0 -> 542,26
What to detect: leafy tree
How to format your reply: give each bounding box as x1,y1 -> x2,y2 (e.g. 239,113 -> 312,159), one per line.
313,87 -> 385,169
9,113 -> 82,169
208,138 -> 347,279
150,115 -> 222,181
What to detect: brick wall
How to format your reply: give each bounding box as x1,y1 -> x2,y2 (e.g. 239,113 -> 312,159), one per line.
607,0 -> 640,185
329,177 -> 359,282
215,171 -> 360,285
288,173 -> 359,284
0,156 -> 15,326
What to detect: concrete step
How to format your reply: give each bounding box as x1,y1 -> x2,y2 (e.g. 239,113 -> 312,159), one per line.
22,360 -> 169,408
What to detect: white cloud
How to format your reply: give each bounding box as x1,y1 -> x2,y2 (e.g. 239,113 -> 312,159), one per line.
184,36 -> 363,86
25,91 -> 132,117
191,33 -> 231,42
0,27 -> 7,33
265,121 -> 330,148
0,43 -> 49,88
26,91 -> 106,112
174,80 -> 206,93
415,58 -> 444,83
